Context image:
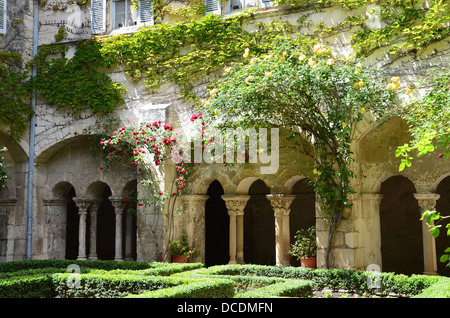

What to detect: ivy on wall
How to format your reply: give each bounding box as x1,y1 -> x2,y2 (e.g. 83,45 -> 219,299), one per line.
30,40 -> 126,113
276,0 -> 450,60
0,52 -> 33,139
1,1 -> 449,139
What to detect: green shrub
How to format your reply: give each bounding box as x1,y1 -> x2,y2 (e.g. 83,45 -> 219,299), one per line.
127,278 -> 235,298
0,275 -> 55,298
236,279 -> 314,298
51,273 -> 185,298
415,277 -> 450,298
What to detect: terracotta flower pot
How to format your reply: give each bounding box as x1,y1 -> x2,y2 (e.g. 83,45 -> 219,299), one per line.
172,254 -> 189,263
300,257 -> 317,268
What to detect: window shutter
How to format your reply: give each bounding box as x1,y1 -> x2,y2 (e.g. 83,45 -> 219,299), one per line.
205,0 -> 220,15
139,0 -> 153,26
0,0 -> 6,34
260,0 -> 273,8
91,0 -> 106,34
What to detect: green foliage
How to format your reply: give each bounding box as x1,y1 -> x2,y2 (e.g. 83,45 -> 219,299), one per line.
128,278 -> 235,298
31,40 -> 126,113
0,52 -> 33,139
169,235 -> 199,259
275,0 -> 450,59
0,261 -> 448,298
396,68 -> 450,167
289,226 -> 317,259
421,210 -> 450,268
203,39 -> 397,267
236,279 -> 314,298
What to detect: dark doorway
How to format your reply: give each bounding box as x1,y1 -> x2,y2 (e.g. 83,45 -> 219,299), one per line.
380,176 -> 423,275
435,176 -> 450,277
244,179 -> 275,265
205,180 -> 229,267
96,186 -> 115,260
65,187 -> 78,260
290,179 -> 316,266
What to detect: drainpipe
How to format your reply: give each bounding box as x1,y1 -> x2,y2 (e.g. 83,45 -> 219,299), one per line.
26,0 -> 39,260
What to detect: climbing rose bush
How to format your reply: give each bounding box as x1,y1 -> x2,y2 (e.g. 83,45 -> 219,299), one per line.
98,116 -> 205,207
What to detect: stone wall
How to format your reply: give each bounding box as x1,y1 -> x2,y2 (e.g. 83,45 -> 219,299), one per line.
0,0 -> 449,273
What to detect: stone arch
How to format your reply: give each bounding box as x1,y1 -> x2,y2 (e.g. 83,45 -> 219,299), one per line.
86,181 -> 115,260
379,175 -> 423,275
43,181 -> 77,260
236,177 -> 259,195
244,179 -> 275,265
205,179 -> 229,267
433,176 -> 450,276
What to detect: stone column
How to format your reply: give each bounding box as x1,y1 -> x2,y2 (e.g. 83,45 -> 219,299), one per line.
124,210 -> 134,261
222,195 -> 250,264
181,195 -> 209,263
74,199 -> 91,261
88,201 -> 100,260
414,193 -> 440,275
111,198 -> 126,262
266,194 -> 296,266
359,193 -> 384,270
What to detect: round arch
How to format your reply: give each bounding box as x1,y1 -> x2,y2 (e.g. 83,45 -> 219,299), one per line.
244,179 -> 275,265
379,175 -> 423,275
204,180 -> 229,267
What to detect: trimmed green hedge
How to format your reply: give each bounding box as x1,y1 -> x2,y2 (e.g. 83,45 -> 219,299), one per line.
236,279 -> 313,298
0,260 -> 448,298
174,264 -> 449,298
127,278 -> 236,298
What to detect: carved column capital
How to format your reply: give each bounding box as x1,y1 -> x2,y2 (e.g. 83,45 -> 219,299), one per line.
266,194 -> 296,216
111,199 -> 127,214
221,195 -> 250,215
414,193 -> 440,211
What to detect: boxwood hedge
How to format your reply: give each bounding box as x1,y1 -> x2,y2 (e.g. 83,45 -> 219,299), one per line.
0,260 -> 448,298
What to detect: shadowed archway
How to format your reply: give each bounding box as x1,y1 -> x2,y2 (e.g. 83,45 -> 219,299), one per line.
380,176 -> 423,275
205,180 -> 229,267
244,179 -> 275,265
435,176 -> 450,277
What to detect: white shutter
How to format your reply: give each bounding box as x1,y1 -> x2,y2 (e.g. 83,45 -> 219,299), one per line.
205,0 -> 220,15
139,0 -> 153,26
0,0 -> 6,34
91,0 -> 106,34
260,0 -> 273,8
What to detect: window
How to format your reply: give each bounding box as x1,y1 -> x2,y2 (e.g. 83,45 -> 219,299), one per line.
91,0 -> 153,35
205,0 -> 220,15
226,0 -> 274,13
91,0 -> 106,34
0,0 -> 6,35
113,0 -> 153,30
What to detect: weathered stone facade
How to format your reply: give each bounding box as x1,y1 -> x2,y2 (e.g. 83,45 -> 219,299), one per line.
1,0 -> 449,276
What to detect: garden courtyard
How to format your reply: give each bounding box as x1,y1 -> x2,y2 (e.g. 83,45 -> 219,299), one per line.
0,259 -> 449,300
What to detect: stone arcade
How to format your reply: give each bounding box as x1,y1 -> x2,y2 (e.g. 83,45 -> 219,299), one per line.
0,0 -> 449,277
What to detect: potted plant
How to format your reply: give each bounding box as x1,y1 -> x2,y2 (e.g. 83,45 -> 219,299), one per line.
168,235 -> 199,263
289,226 -> 317,268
